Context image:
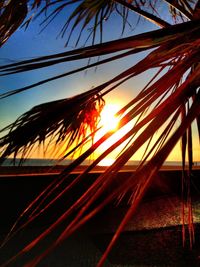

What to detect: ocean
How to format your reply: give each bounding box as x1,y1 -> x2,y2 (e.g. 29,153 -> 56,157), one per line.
2,158 -> 199,167
2,158 -> 72,166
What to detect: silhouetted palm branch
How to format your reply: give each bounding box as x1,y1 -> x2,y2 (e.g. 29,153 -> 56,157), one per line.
0,91 -> 105,164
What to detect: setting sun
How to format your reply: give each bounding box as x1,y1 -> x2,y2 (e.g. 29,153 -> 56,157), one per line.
99,104 -> 120,132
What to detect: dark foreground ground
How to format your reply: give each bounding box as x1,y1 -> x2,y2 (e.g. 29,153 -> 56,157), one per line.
0,167 -> 200,266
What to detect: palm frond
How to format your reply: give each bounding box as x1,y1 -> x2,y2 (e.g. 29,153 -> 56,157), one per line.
0,91 -> 105,164
0,0 -> 199,48
1,19 -> 199,73
166,0 -> 194,20
0,0 -> 28,46
0,19 -> 200,101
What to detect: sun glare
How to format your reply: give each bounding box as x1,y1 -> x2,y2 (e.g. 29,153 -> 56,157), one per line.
98,158 -> 115,166
100,104 -> 120,132
94,101 -> 137,166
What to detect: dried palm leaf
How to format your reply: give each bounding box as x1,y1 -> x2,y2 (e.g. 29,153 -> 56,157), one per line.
0,91 -> 105,164
0,0 -> 28,46
0,19 -> 199,104
0,0 -> 197,48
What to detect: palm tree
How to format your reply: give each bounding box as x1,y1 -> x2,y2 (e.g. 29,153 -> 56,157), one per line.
0,1 -> 200,266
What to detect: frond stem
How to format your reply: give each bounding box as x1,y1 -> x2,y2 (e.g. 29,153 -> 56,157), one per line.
114,0 -> 170,28
164,0 -> 193,20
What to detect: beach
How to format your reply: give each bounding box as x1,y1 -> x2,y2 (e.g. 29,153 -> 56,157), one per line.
0,166 -> 200,266
1,163 -> 200,176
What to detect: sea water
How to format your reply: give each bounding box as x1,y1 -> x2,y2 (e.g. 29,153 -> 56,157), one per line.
1,158 -> 71,166
2,158 -> 199,167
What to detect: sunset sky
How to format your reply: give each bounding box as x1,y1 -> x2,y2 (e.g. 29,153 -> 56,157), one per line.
0,5 -> 199,163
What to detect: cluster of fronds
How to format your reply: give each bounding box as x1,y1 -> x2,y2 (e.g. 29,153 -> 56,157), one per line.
0,1 -> 200,267
0,91 -> 104,163
0,0 -> 198,46
0,0 -> 27,46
